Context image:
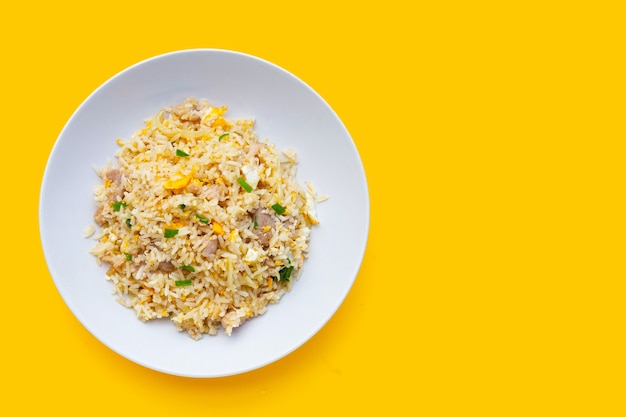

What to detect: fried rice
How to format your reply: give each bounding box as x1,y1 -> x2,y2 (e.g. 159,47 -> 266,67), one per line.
89,97 -> 319,339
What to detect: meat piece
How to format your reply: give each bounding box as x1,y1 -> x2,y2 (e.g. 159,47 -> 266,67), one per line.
157,261 -> 176,272
101,167 -> 125,202
196,184 -> 226,201
172,100 -> 201,122
171,102 -> 192,117
104,168 -> 123,183
201,237 -> 218,258
93,205 -> 107,226
186,181 -> 201,195
254,208 -> 274,229
252,208 -> 274,247
246,141 -> 266,159
101,254 -> 126,269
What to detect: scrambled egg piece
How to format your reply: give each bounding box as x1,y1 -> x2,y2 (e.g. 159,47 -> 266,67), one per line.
163,171 -> 193,190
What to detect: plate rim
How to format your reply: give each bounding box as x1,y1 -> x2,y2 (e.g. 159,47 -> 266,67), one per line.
39,48 -> 370,377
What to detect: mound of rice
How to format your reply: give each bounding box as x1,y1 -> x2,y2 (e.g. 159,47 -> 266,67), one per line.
89,97 -> 319,339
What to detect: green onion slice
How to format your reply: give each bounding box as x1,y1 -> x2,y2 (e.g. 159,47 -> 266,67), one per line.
271,203 -> 286,215
125,218 -> 132,228
124,252 -> 132,261
218,133 -> 229,141
174,279 -> 192,287
279,266 -> 294,282
238,177 -> 253,193
195,214 -> 209,224
176,149 -> 189,157
253,215 -> 258,230
180,265 -> 195,272
111,201 -> 127,212
164,228 -> 179,238
179,204 -> 186,210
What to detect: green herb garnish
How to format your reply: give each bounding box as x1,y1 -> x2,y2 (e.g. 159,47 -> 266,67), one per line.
180,265 -> 195,272
238,177 -> 253,193
195,214 -> 209,224
174,279 -> 192,287
218,133 -> 229,141
164,228 -> 179,238
124,252 -> 132,261
272,266 -> 295,283
111,201 -> 127,212
278,266 -> 294,282
271,203 -> 286,215
125,218 -> 132,228
179,204 -> 186,210
176,149 -> 189,157
253,215 -> 258,230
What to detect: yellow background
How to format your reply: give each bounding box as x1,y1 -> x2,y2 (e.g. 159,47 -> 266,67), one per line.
2,1 -> 624,415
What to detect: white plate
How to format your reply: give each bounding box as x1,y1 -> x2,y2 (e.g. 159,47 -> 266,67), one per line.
39,49 -> 369,377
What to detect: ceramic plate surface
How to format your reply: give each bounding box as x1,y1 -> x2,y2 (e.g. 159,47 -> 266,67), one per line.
39,49 -> 369,377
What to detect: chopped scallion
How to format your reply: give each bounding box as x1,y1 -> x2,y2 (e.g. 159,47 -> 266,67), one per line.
112,201 -> 127,212
124,252 -> 132,261
253,215 -> 258,230
238,177 -> 253,193
278,266 -> 294,282
218,133 -> 229,141
179,204 -> 186,210
164,228 -> 179,238
195,213 -> 209,224
272,266 -> 295,282
125,218 -> 132,228
271,203 -> 286,215
180,265 -> 195,272
176,149 -> 189,157
175,279 -> 192,287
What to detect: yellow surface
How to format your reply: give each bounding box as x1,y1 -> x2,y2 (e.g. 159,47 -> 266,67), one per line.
2,1 -> 624,415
